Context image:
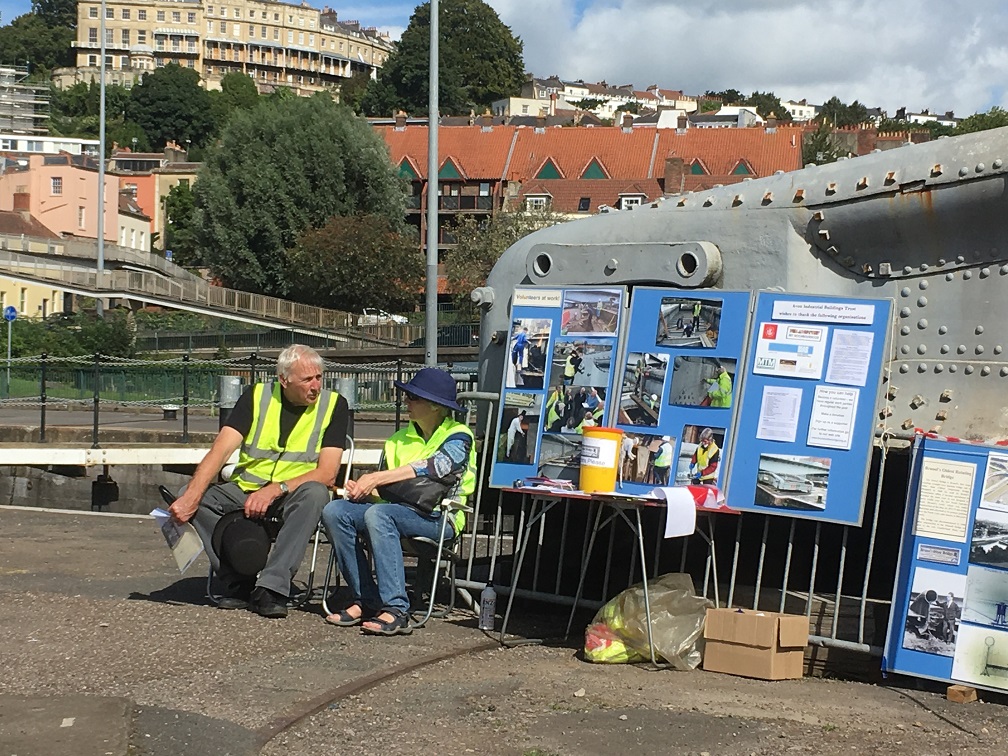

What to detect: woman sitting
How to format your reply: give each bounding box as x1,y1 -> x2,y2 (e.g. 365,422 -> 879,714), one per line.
321,368 -> 476,636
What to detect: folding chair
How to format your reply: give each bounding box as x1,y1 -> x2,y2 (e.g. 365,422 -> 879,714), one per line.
404,497 -> 471,628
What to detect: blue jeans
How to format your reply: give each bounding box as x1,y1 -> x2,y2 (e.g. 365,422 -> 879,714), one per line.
321,499 -> 451,614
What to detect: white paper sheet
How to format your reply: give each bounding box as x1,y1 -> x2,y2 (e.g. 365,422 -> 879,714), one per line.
825,329 -> 874,387
151,508 -> 204,573
648,487 -> 698,538
807,385 -> 859,450
755,385 -> 803,443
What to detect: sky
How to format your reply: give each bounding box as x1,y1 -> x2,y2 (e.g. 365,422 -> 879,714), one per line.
4,0 -> 1007,117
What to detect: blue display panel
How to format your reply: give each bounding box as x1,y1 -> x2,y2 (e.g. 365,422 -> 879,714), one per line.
725,292 -> 893,526
612,287 -> 753,495
488,286 -> 625,489
884,437 -> 1008,694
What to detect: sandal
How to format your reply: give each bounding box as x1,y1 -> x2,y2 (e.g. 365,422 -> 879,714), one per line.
324,604 -> 367,627
361,609 -> 412,636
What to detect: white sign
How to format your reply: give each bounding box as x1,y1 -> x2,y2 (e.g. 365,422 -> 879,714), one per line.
513,289 -> 563,307
755,385 -> 804,443
807,385 -> 859,450
772,300 -> 874,324
752,322 -> 828,380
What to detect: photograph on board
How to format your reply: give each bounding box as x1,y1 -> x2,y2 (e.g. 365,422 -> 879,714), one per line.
668,356 -> 737,409
497,393 -> 543,464
538,433 -> 583,484
963,565 -> 1008,628
980,452 -> 1008,513
551,340 -> 613,387
951,623 -> 1008,692
616,352 -> 668,427
541,383 -> 607,435
755,454 -> 831,511
617,433 -> 678,487
675,426 -> 725,487
901,567 -> 966,657
505,318 -> 552,390
560,288 -> 621,336
969,508 -> 1008,569
656,296 -> 723,348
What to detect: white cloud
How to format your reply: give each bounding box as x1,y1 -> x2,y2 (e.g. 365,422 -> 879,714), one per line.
488,0 -> 1008,116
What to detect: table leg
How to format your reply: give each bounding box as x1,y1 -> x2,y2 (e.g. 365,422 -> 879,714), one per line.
634,505 -> 659,666
564,500 -> 604,639
500,496 -> 556,643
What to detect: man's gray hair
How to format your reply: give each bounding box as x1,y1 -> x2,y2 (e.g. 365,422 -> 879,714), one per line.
276,344 -> 324,380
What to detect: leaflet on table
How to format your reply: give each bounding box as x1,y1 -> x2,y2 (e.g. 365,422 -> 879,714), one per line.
647,487 -> 697,539
150,508 -> 204,573
752,322 -> 828,380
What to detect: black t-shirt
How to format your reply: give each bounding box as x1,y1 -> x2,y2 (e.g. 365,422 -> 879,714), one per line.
225,383 -> 349,449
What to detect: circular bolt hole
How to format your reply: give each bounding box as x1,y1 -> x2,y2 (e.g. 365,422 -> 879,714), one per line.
677,252 -> 699,277
532,253 -> 552,277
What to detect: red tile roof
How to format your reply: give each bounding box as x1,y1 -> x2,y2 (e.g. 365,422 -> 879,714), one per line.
376,124 -> 520,180
655,127 -> 803,176
0,210 -> 58,238
517,179 -> 664,214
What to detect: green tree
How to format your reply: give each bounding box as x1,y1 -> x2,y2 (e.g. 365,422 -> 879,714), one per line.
818,96 -> 870,128
446,207 -> 565,305
163,182 -> 200,267
126,64 -> 215,149
193,94 -> 407,298
362,0 -> 524,116
31,0 -> 77,28
955,106 -> 1008,135
338,70 -> 373,114
802,122 -> 847,165
704,89 -> 744,105
0,13 -> 74,69
285,215 -> 422,312
744,91 -> 792,122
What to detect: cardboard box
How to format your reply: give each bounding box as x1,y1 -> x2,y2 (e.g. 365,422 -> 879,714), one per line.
703,607 -> 809,680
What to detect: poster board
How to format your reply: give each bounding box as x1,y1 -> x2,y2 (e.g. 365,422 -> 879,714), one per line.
610,287 -> 753,494
488,286 -> 625,489
724,292 -> 893,526
883,437 -> 1008,695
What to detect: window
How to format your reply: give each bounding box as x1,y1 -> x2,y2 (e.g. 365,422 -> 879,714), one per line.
78,206 -> 86,229
130,229 -> 136,247
156,11 -> 165,22
309,34 -> 314,45
138,10 -> 146,21
208,6 -> 214,14
89,27 -> 98,44
249,9 -> 255,18
274,13 -> 279,20
233,49 -> 240,61
299,32 -> 304,44
621,196 -> 641,210
156,58 -> 164,67
138,31 -> 146,44
156,37 -> 165,50
105,7 -> 113,19
233,24 -> 240,36
171,38 -> 180,52
179,178 -> 190,188
186,59 -> 195,68
479,182 -> 490,196
19,288 -> 27,314
121,29 -> 130,46
88,54 -> 97,66
249,24 -> 255,36
89,7 -> 98,19
219,21 -> 226,33
188,12 -> 196,24
287,30 -> 293,43
261,25 -> 266,37
172,11 -> 180,23
105,29 -> 113,46
525,196 -> 548,211
234,8 -> 240,18
188,39 -> 196,52
207,20 -> 213,32
120,227 -> 127,246
121,55 -> 129,67
578,197 -> 590,212
50,177 -> 62,195
121,8 -> 130,20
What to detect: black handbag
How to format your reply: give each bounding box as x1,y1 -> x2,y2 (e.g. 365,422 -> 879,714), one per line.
377,475 -> 457,514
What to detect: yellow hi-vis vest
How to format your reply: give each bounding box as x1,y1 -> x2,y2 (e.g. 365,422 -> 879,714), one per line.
231,382 -> 338,492
546,389 -> 563,426
382,416 -> 476,534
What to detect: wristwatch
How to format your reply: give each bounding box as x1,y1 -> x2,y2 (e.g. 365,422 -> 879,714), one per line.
278,481 -> 289,495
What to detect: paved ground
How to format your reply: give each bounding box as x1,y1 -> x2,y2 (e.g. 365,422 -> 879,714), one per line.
3,505 -> 1008,756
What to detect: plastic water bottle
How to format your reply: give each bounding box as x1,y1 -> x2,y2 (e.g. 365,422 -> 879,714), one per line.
479,581 -> 497,631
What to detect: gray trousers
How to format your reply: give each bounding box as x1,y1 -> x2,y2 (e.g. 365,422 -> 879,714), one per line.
188,480 -> 328,597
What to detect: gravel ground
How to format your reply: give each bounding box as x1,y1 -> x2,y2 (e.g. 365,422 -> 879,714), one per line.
3,506 -> 1008,756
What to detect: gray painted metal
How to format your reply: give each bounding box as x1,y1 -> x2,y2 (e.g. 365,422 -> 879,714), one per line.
476,126 -> 1008,441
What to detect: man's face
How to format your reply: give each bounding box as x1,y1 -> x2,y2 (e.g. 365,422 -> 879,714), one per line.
700,437 -> 712,448
280,358 -> 322,406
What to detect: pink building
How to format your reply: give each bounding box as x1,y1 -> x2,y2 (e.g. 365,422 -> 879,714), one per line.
0,153 -> 121,243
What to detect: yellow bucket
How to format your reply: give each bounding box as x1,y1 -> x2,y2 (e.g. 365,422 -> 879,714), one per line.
579,426 -> 624,493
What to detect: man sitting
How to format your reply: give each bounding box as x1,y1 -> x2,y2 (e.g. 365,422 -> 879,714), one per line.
321,367 -> 476,636
169,344 -> 348,618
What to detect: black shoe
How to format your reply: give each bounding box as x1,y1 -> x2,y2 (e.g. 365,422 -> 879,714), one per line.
217,596 -> 250,610
251,586 -> 288,619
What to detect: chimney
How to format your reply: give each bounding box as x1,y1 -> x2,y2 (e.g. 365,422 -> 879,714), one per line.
676,113 -> 688,133
621,113 -> 633,131
664,156 -> 685,195
766,111 -> 777,132
535,114 -> 546,132
394,110 -> 407,130
13,191 -> 30,212
468,109 -> 476,126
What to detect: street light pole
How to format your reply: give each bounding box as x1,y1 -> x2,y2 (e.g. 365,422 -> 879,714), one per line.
424,0 -> 439,366
97,0 -> 108,316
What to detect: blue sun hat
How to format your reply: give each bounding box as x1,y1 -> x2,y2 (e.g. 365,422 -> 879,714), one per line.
394,367 -> 464,412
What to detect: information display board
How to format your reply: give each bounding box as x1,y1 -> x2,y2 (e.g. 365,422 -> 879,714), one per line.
883,437 -> 1008,694
611,287 -> 753,494
725,292 -> 893,526
488,286 -> 625,489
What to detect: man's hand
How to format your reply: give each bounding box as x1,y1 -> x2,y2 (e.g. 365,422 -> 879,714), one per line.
168,489 -> 201,523
244,483 -> 281,518
345,473 -> 379,502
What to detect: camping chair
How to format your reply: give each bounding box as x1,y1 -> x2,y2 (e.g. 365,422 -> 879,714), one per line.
403,497 -> 471,629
